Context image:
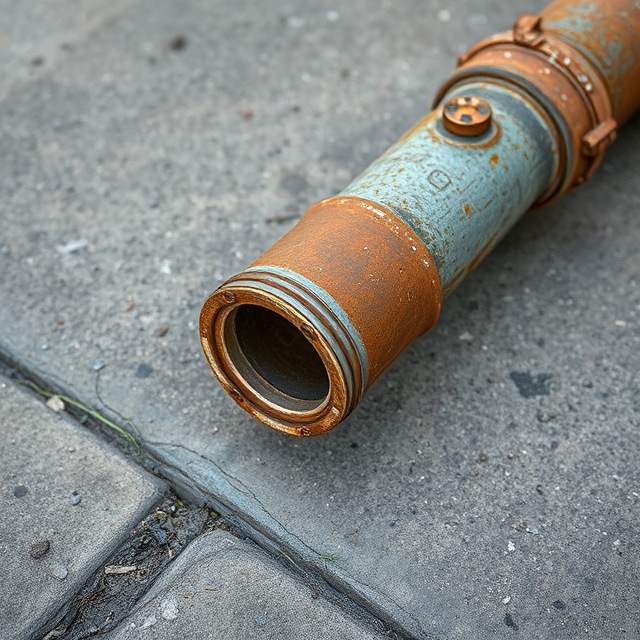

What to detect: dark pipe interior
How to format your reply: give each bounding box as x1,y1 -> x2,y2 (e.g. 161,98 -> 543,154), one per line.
233,305 -> 330,403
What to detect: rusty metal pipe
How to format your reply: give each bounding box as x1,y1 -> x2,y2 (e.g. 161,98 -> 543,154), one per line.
200,0 -> 640,436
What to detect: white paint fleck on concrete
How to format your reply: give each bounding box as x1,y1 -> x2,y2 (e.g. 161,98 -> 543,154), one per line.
160,597 -> 179,621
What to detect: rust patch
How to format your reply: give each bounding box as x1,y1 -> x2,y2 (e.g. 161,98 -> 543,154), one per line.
427,126 -> 440,144
200,196 -> 442,436
541,0 -> 640,124
442,96 -> 493,136
489,154 -> 500,169
464,203 -> 472,215
433,2 -> 640,205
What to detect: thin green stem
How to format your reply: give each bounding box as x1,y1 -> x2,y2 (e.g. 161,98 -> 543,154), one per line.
18,379 -> 141,451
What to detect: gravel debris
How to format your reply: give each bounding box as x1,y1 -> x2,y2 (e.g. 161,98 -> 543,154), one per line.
57,239 -> 88,254
135,363 -> 154,379
169,35 -> 187,51
70,491 -> 82,506
160,597 -> 179,620
46,396 -> 66,412
30,540 -> 51,559
13,485 -> 28,498
105,565 -> 137,575
52,562 -> 69,580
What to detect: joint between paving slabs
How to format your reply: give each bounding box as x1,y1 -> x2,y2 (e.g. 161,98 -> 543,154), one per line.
41,493 -> 225,639
0,353 -> 409,639
0,355 -> 143,457
146,442 -> 421,640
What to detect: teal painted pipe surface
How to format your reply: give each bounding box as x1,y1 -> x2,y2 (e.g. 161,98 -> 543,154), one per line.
341,83 -> 558,295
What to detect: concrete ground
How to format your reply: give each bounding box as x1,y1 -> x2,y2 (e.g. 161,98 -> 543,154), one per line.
1,0 -> 639,638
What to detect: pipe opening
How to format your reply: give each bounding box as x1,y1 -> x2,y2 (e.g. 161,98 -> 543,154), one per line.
225,304 -> 330,410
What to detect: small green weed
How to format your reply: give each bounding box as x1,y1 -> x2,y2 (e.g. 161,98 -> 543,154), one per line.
19,379 -> 140,451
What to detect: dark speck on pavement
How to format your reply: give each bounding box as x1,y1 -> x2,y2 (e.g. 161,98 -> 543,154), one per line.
509,371 -> 553,398
29,540 -> 50,560
504,612 -> 519,630
13,485 -> 28,498
135,364 -> 153,379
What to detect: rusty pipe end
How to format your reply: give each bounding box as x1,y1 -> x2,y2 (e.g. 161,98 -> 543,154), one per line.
199,269 -> 364,437
200,196 -> 442,436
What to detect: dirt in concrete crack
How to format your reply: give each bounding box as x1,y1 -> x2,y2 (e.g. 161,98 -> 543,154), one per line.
44,494 -> 223,639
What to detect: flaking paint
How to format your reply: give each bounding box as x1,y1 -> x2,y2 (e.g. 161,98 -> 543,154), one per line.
541,0 -> 640,122
341,82 -> 557,295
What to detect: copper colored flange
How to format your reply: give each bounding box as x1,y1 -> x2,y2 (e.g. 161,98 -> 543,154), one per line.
200,280 -> 353,437
434,13 -> 618,206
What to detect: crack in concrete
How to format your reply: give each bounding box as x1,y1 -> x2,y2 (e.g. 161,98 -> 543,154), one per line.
145,439 -> 433,640
0,350 -> 428,639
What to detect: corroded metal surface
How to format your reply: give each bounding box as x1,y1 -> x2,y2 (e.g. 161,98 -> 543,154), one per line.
436,3 -> 638,203
342,82 -> 557,295
200,0 -> 640,436
200,197 -> 442,436
541,0 -> 640,124
442,96 -> 493,137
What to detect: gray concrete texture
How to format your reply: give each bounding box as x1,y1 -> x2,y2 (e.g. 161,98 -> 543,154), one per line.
105,530 -> 387,640
0,375 -> 165,640
0,0 -> 639,638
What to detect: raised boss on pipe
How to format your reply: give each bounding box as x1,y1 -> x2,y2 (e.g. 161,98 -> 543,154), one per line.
200,0 -> 640,436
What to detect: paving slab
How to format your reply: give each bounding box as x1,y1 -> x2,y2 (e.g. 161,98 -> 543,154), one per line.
104,530 -> 387,640
1,0 -> 639,638
0,375 -> 165,640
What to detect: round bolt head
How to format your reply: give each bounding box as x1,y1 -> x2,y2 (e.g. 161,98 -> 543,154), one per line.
442,96 -> 492,137
223,291 -> 236,304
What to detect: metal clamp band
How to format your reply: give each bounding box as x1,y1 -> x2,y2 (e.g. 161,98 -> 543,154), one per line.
448,13 -> 617,203
511,14 -> 617,179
